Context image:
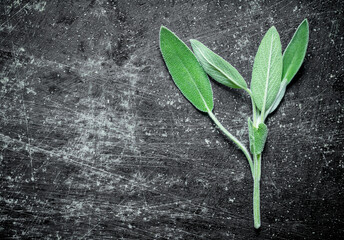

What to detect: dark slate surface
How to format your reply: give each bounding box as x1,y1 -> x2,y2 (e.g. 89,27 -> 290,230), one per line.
0,0 -> 343,239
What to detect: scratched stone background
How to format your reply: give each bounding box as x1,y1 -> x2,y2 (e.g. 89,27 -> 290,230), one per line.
0,0 -> 343,239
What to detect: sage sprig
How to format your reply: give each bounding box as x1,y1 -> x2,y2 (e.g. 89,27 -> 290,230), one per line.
159,19 -> 309,229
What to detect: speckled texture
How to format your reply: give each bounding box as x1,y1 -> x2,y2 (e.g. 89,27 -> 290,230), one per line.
0,0 -> 343,239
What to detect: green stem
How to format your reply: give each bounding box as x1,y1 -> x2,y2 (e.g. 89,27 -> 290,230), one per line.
247,89 -> 263,228
207,111 -> 254,177
251,98 -> 258,127
253,154 -> 262,229
246,89 -> 257,127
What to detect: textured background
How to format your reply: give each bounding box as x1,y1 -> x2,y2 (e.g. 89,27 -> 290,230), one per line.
0,0 -> 343,239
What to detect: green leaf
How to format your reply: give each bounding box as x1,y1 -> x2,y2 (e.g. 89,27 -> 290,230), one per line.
248,118 -> 268,154
190,39 -> 248,90
251,26 -> 283,115
159,26 -> 213,112
283,19 -> 309,84
266,78 -> 288,115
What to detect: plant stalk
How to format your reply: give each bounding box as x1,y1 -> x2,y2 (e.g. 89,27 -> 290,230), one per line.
207,111 -> 254,177
246,89 -> 258,127
248,89 -> 262,228
253,153 -> 262,229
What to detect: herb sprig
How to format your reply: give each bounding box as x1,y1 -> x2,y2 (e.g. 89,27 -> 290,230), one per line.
159,19 -> 309,229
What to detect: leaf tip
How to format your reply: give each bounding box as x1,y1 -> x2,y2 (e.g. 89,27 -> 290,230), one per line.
160,25 -> 168,34
303,19 -> 310,35
189,39 -> 200,49
189,39 -> 196,44
159,26 -> 167,50
302,18 -> 309,25
268,26 -> 279,35
299,19 -> 309,33
265,26 -> 280,39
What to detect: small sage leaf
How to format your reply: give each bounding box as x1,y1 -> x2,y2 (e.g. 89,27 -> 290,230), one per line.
248,118 -> 268,154
266,78 -> 288,115
283,19 -> 309,84
251,26 -> 283,115
190,39 -> 248,90
159,26 -> 214,112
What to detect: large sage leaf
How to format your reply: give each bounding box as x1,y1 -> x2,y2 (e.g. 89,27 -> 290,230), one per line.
190,39 -> 248,90
159,26 -> 214,112
282,19 -> 309,84
251,26 -> 282,115
248,118 -> 268,154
